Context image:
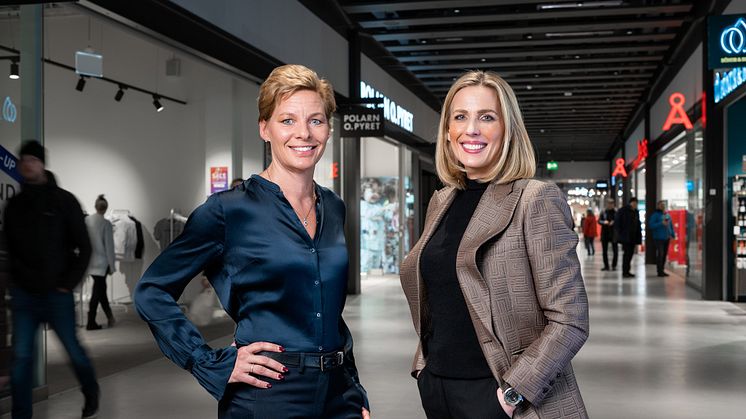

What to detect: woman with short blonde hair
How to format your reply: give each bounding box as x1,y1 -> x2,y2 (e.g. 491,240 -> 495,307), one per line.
401,70 -> 589,418
136,64 -> 369,419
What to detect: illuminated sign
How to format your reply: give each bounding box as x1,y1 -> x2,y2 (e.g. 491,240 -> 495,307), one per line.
714,67 -> 746,103
611,158 -> 628,178
2,97 -> 17,124
360,81 -> 414,132
340,106 -> 384,137
708,15 -> 746,69
662,93 -> 693,131
546,160 -> 558,171
330,162 -> 339,179
630,139 -> 648,171
595,180 -> 609,190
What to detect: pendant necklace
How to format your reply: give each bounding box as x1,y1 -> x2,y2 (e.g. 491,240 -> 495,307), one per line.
267,169 -> 316,226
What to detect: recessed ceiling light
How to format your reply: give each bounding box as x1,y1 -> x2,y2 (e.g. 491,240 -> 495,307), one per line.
564,91 -> 573,96
481,58 -> 486,62
526,85 -> 532,90
421,40 -> 427,44
454,9 -> 460,13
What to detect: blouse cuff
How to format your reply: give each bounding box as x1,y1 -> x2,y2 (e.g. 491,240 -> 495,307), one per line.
189,344 -> 238,401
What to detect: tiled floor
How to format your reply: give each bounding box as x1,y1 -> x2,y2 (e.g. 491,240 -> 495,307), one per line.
5,245 -> 746,418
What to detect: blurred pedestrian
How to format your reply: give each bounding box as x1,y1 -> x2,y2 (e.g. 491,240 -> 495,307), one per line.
598,199 -> 618,271
649,200 -> 676,277
582,209 -> 597,256
615,197 -> 642,278
85,194 -> 116,330
4,141 -> 99,418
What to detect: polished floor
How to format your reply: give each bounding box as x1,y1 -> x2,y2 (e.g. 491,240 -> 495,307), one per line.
4,244 -> 746,418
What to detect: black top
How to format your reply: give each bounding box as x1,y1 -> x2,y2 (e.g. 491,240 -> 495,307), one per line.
4,171 -> 92,293
614,205 -> 642,245
598,208 -> 617,241
420,178 -> 493,378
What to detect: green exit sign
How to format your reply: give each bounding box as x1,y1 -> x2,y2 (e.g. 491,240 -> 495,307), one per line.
546,161 -> 558,171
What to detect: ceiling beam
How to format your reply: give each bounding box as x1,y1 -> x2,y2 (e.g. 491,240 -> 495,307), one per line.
414,65 -> 657,78
397,45 -> 669,62
431,86 -> 647,95
359,5 -> 692,29
423,74 -> 652,86
372,18 -> 684,42
407,55 -> 662,71
342,0 -> 549,14
386,33 -> 677,52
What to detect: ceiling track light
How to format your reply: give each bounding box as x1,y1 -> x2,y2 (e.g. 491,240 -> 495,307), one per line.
114,85 -> 126,102
9,60 -> 19,80
75,76 -> 86,92
152,95 -> 164,112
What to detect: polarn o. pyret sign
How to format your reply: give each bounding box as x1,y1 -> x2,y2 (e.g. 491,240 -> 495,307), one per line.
340,107 -> 384,137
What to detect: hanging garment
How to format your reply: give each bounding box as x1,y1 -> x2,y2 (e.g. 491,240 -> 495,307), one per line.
153,218 -> 185,251
110,214 -> 137,261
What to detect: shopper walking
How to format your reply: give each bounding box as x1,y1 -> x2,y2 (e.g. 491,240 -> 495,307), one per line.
4,141 -> 99,419
615,197 -> 642,278
582,209 -> 597,256
598,199 -> 619,271
85,194 -> 116,330
400,71 -> 589,419
649,200 -> 676,277
135,65 -> 369,419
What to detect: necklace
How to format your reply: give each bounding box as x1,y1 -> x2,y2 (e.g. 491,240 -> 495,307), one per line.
266,169 -> 316,226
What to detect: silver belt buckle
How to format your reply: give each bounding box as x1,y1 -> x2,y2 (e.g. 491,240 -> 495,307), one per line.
320,351 -> 344,371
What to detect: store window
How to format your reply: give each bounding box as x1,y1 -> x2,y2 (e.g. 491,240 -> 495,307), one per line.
360,137 -> 401,277
658,128 -> 705,290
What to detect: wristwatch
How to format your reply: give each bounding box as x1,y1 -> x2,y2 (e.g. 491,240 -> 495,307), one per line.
503,386 -> 524,407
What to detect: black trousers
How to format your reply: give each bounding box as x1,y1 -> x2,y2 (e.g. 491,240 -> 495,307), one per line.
654,239 -> 670,274
418,367 -> 510,419
622,243 -> 636,275
601,239 -> 618,269
88,275 -> 112,321
584,237 -> 595,255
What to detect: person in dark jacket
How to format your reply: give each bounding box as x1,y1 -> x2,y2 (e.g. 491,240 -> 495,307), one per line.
649,200 -> 676,277
614,197 -> 642,278
598,199 -> 618,271
4,141 -> 99,419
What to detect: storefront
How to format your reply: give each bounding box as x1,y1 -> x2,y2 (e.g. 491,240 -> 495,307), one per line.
707,6 -> 746,301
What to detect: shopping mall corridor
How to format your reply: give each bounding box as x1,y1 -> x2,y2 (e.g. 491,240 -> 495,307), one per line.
6,246 -> 746,419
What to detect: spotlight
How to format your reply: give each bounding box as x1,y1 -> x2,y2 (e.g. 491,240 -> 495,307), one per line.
75,76 -> 86,92
152,95 -> 164,112
9,60 -> 19,80
114,85 -> 125,102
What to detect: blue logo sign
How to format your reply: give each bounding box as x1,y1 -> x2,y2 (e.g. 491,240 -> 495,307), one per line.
721,18 -> 746,54
714,67 -> 746,103
2,97 -> 17,124
0,144 -> 22,184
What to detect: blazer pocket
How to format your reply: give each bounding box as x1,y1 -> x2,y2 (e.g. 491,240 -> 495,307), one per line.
510,348 -> 526,364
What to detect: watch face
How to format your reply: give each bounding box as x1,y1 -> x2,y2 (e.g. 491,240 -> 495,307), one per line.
505,388 -> 522,405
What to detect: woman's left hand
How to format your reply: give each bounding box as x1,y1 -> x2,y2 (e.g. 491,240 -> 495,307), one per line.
496,388 -> 515,418
362,407 -> 370,418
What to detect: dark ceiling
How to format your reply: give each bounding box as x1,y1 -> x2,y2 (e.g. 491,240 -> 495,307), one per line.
332,0 -> 696,162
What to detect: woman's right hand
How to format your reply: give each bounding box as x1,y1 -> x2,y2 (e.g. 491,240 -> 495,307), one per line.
228,342 -> 288,388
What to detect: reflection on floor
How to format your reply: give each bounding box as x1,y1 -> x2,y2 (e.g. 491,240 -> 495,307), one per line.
4,245 -> 746,418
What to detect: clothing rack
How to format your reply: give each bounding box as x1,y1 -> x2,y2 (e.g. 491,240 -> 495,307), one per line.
169,209 -> 187,243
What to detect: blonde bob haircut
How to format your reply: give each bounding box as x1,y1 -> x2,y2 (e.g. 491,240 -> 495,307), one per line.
258,64 -> 336,122
435,70 -> 536,189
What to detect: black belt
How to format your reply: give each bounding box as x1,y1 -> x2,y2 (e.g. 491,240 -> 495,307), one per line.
258,350 -> 345,372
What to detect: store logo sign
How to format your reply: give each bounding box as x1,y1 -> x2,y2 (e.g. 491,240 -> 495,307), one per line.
2,97 -> 17,124
662,93 -> 693,131
721,18 -> 746,54
612,158 -> 627,178
714,67 -> 746,103
360,81 -> 414,132
630,139 -> 648,171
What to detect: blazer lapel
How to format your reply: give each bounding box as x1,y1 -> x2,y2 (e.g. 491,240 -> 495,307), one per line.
455,180 -> 522,345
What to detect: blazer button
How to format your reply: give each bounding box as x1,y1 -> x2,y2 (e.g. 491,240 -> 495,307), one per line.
556,372 -> 561,378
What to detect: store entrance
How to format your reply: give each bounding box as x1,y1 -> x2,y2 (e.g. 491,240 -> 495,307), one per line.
359,137 -> 413,280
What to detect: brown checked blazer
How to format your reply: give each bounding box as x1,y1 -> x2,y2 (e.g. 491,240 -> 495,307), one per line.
400,179 -> 589,419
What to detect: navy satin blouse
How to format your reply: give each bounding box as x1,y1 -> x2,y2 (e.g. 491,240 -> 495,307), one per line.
134,175 -> 366,404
